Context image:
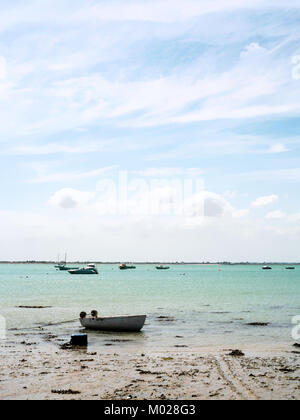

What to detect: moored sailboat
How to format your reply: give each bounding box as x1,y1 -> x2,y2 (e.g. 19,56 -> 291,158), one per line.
55,253 -> 79,271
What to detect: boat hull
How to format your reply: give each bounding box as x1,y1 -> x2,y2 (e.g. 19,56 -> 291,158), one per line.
69,269 -> 98,275
58,266 -> 79,271
80,315 -> 146,332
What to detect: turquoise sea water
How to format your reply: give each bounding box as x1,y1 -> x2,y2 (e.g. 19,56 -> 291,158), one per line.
0,264 -> 299,350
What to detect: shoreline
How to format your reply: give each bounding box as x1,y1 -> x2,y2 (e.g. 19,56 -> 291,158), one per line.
0,332 -> 299,400
0,262 -> 299,266
0,341 -> 299,400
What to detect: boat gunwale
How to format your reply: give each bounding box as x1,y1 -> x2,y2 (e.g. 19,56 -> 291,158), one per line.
81,314 -> 146,321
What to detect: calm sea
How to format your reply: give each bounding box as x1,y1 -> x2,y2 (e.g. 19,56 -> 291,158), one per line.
0,264 -> 299,351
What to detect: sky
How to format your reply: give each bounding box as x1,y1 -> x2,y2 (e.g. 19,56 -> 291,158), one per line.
1,0 -> 300,262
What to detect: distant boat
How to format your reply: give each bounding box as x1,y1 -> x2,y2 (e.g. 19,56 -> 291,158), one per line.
55,264 -> 63,269
80,311 -> 146,332
119,264 -> 136,270
55,253 -> 78,271
69,264 -> 98,275
156,265 -> 170,270
57,265 -> 79,271
54,253 -> 65,269
286,266 -> 295,270
262,266 -> 272,270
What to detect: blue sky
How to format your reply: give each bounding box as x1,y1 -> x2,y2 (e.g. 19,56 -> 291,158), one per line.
1,0 -> 300,261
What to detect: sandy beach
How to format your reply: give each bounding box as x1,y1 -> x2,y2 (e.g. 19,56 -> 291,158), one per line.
0,338 -> 299,400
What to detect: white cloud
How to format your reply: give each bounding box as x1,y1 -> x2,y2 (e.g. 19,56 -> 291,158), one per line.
0,56 -> 7,79
146,187 -> 179,214
0,15 -> 298,140
290,213 -> 300,221
28,166 -> 117,183
73,0 -> 300,24
134,167 -> 203,177
183,191 -> 247,220
0,1 -> 299,35
232,208 -> 250,218
203,193 -> 227,218
9,139 -> 113,156
265,210 -> 286,220
268,143 -> 289,153
3,35 -> 290,137
243,168 -> 300,182
49,188 -> 95,209
223,190 -> 237,199
240,42 -> 266,58
147,133 -> 292,161
99,46 -> 295,127
251,195 -> 278,208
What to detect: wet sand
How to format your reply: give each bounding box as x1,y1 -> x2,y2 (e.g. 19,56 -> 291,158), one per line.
0,338 -> 299,400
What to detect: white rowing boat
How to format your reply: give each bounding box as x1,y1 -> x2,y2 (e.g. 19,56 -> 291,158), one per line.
80,313 -> 146,332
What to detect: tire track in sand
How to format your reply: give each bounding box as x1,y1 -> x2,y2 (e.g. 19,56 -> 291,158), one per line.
215,356 -> 259,400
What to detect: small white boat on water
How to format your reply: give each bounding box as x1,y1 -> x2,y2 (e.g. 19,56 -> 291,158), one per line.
119,263 -> 136,270
80,311 -> 146,332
